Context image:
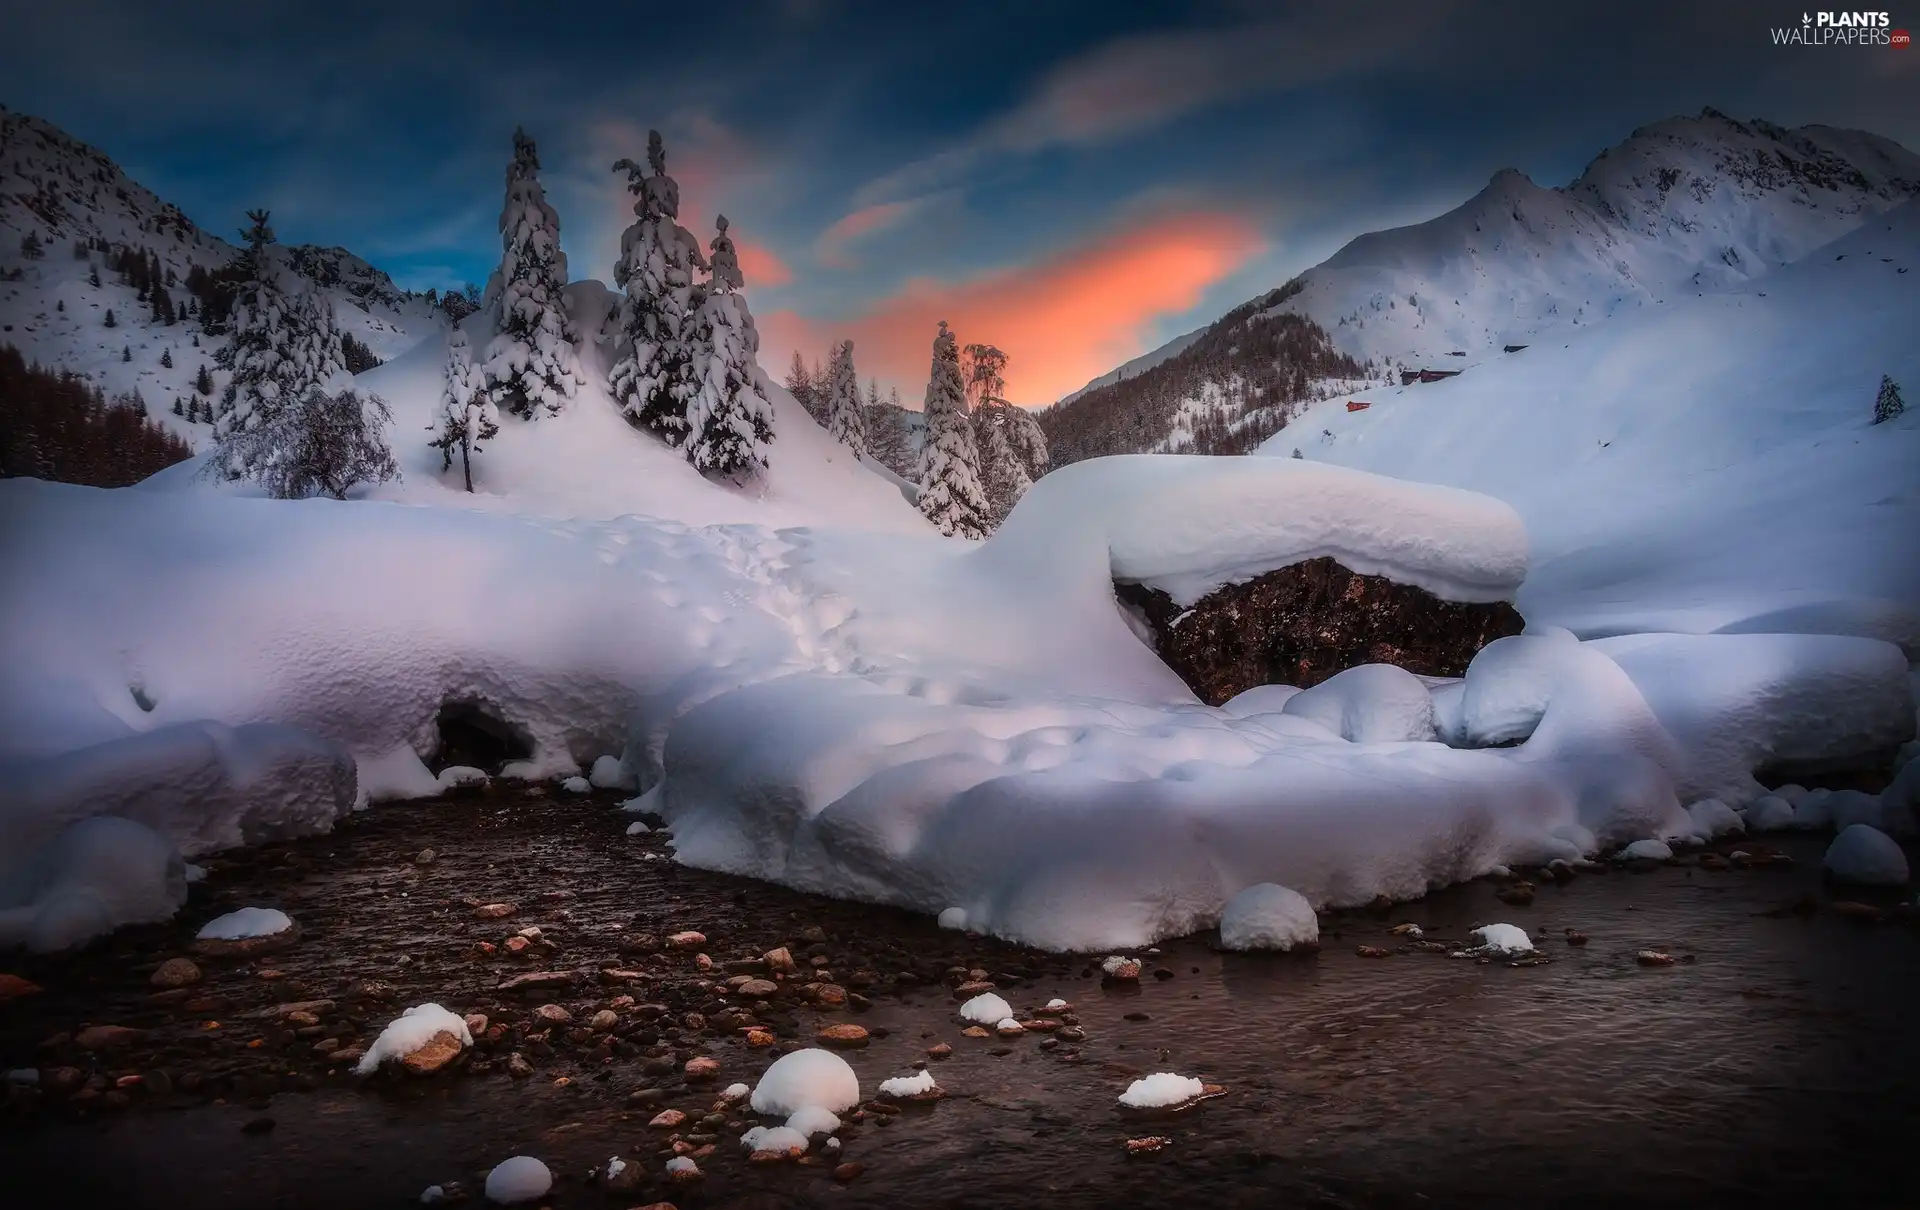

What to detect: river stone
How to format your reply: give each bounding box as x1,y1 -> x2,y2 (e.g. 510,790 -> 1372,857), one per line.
1116,556 -> 1524,704
399,1030 -> 465,1075
150,958 -> 202,989
817,1023 -> 870,1048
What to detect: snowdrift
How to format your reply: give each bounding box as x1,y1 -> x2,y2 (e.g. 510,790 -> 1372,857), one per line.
3,439 -> 1911,950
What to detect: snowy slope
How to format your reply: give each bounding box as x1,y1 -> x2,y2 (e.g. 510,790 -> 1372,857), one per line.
1270,109 -> 1919,368
0,105 -> 444,441
1057,325 -> 1205,405
1265,199 -> 1920,650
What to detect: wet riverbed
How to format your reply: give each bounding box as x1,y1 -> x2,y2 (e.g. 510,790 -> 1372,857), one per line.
2,785 -> 1916,1209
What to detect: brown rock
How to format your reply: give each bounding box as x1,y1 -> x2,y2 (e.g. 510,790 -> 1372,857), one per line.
951,980 -> 996,998
1117,557 -> 1525,704
1125,1136 -> 1173,1156
1636,950 -> 1675,967
817,1023 -> 870,1048
398,1030 -> 465,1075
746,1029 -> 776,1048
810,982 -> 848,1007
192,921 -> 300,959
503,936 -> 530,955
1496,882 -> 1537,906
473,902 -> 516,919
75,1025 -> 144,1050
505,1052 -> 533,1078
833,1162 -> 865,1183
764,946 -> 797,975
1564,930 -> 1589,946
497,970 -> 575,991
926,1042 -> 953,1059
585,1009 -> 615,1031
1355,945 -> 1391,959
684,1056 -> 720,1080
463,1012 -> 489,1035
414,848 -> 436,865
329,1047 -> 366,1067
650,1108 -> 688,1129
666,931 -> 707,950
961,1025 -> 991,1039
533,1003 -> 572,1025
149,958 -> 202,989
1831,901 -> 1888,922
736,978 -> 779,999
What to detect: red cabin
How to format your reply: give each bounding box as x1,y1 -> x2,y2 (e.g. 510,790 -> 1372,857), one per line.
1346,400 -> 1371,412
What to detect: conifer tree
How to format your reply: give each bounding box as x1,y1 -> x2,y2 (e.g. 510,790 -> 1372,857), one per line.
785,349 -> 823,423
121,345 -> 131,362
207,386 -> 399,499
160,348 -> 173,369
195,364 -> 214,396
914,321 -> 990,538
824,339 -> 867,458
682,215 -> 774,476
1874,374 -> 1905,424
102,307 -> 116,328
89,267 -> 102,289
430,327 -> 497,493
609,130 -> 705,443
19,231 -> 43,259
480,128 -> 583,419
172,397 -> 184,416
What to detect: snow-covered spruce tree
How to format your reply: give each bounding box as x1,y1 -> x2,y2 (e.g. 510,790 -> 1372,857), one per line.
915,321 -> 990,538
206,386 -> 399,500
430,326 -> 498,492
1874,375 -> 1905,424
824,339 -> 867,458
682,215 -> 774,476
863,378 -> 914,478
975,399 -> 1047,521
292,290 -> 346,393
213,209 -> 304,445
608,130 -> 706,444
480,128 -> 583,420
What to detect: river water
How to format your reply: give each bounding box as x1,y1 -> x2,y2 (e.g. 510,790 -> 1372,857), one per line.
1,788 -> 1914,1209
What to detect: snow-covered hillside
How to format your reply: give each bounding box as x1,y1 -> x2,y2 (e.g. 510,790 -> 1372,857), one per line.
0,105 -> 444,439
1272,109 -> 1919,369
1268,199 -> 1920,651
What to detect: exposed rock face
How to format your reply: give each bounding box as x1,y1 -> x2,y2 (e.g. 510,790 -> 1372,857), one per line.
1118,556 -> 1524,705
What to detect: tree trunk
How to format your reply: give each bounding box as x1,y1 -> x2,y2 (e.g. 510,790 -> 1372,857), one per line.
460,437 -> 473,493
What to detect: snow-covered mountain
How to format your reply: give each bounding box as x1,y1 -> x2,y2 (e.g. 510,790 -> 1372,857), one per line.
1053,109 -> 1920,459
0,104 -> 445,437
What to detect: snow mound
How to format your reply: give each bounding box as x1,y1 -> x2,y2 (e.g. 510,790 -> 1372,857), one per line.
1590,633 -> 1914,805
1118,1073 -> 1206,1109
0,719 -> 357,861
197,906 -> 293,940
1217,883 -> 1319,951
1281,664 -> 1438,743
561,776 -> 591,794
1826,789 -> 1887,833
356,1003 -> 473,1075
958,992 -> 1013,1024
1823,825 -> 1909,886
1743,795 -> 1795,832
741,1125 -> 810,1155
483,1155 -> 550,1205
749,1048 -> 860,1115
985,454 -> 1528,608
0,816 -> 186,952
937,907 -> 968,930
784,1105 -> 840,1137
1686,799 -> 1745,840
1468,924 -> 1534,955
588,755 -> 635,790
1218,684 -> 1302,717
1456,630 -> 1584,746
1618,839 -> 1673,862
878,1069 -> 939,1098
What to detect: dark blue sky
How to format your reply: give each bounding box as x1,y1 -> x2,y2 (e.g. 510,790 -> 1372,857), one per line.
5,0 -> 1914,400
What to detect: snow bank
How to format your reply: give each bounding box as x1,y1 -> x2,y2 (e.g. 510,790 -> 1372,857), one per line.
1280,665 -> 1438,743
197,907 -> 292,940
1823,825 -> 1909,886
784,1105 -> 840,1137
749,1048 -> 860,1115
0,719 -> 357,860
1591,633 -> 1914,805
1217,883 -> 1319,951
1618,839 -> 1672,861
482,1156 -> 550,1205
984,454 -> 1528,607
357,1003 -> 473,1075
1686,798 -> 1745,840
1468,923 -> 1534,955
1119,1073 -> 1205,1109
0,816 -> 186,952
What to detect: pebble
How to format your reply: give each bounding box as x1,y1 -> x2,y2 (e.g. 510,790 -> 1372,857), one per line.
1564,930 -> 1590,946
926,1043 -> 952,1059
463,1013 -> 488,1035
1496,882 -> 1537,906
1636,950 -> 1675,967
650,1108 -> 688,1129
505,1053 -> 534,1078
746,1029 -> 776,1047
150,958 -> 202,989
667,931 -> 707,950
75,1025 -> 144,1049
533,1004 -> 572,1025
684,1056 -> 720,1080
817,1023 -> 870,1048
399,1031 -> 465,1076
241,1116 -> 276,1134
961,1026 -> 991,1039
1355,945 -> 1392,959
1125,1136 -> 1173,1156
589,1009 -> 618,1031
415,849 -> 436,865
473,903 -> 516,919
833,1162 -> 864,1183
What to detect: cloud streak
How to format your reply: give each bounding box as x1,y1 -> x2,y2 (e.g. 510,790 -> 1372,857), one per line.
761,208 -> 1266,405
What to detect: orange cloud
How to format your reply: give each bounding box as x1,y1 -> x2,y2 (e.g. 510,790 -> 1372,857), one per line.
814,199 -> 921,268
736,239 -> 792,287
761,210 -> 1264,405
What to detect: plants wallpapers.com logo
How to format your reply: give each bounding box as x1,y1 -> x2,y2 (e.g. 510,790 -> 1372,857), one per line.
1769,10 -> 1909,44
